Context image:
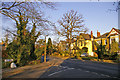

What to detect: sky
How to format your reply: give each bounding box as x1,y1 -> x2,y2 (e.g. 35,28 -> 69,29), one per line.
42,2 -> 118,42
1,2 -> 118,43
45,2 -> 118,35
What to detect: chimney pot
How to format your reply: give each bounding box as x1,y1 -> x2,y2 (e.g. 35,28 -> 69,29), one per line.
97,30 -> 100,37
91,31 -> 93,38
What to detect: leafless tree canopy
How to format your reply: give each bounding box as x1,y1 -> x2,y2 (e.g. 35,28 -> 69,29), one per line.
57,10 -> 87,39
56,10 -> 88,52
1,2 -> 56,40
1,2 -> 55,24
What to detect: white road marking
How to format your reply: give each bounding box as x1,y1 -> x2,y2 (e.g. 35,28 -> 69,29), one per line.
91,72 -> 98,75
48,66 -> 75,77
62,66 -> 67,68
48,69 -> 69,76
100,74 -> 111,77
59,66 -> 112,78
49,65 -> 113,78
104,75 -> 111,77
64,66 -> 69,68
59,66 -> 62,67
85,71 -> 90,73
59,66 -> 69,68
68,68 -> 74,69
113,77 -> 117,78
100,74 -> 105,76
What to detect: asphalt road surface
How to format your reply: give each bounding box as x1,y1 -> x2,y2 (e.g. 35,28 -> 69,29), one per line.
40,57 -> 120,79
2,56 -> 120,79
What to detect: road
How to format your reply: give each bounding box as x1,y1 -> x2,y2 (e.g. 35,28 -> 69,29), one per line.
40,57 -> 120,79
2,56 -> 120,79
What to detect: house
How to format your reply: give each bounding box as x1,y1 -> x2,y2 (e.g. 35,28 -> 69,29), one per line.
71,28 -> 120,56
58,40 -> 68,51
71,31 -> 96,56
94,28 -> 120,52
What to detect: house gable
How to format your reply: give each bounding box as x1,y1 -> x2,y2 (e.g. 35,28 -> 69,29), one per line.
107,28 -> 120,37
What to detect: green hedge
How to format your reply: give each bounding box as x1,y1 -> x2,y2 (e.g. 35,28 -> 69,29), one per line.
2,61 -> 11,68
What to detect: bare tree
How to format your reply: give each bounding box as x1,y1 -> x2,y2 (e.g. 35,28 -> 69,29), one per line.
0,2 -> 55,10
56,10 -> 88,54
108,1 -> 120,12
1,2 -> 56,39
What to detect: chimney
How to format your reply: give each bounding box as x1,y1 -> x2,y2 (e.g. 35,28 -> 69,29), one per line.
91,31 -> 93,41
91,31 -> 93,38
97,30 -> 100,37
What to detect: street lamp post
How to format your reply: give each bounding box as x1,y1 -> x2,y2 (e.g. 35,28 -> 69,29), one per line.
44,35 -> 48,62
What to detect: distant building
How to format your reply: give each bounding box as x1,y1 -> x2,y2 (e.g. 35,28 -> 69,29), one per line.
58,40 -> 68,51
71,31 -> 96,56
71,28 -> 120,56
94,28 -> 120,51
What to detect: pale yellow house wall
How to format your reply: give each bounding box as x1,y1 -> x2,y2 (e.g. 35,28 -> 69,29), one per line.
94,38 -> 107,45
102,38 -> 106,45
110,35 -> 119,43
77,40 -> 93,56
84,40 -> 93,56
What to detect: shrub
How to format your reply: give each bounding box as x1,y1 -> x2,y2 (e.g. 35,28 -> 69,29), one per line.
59,51 -> 64,56
82,47 -> 88,53
103,54 -> 109,60
109,52 -> 118,60
64,51 -> 69,57
76,52 -> 81,58
27,60 -> 41,65
34,48 -> 43,60
2,61 -> 11,68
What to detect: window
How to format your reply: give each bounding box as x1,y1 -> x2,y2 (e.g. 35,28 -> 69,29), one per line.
111,38 -> 115,44
105,40 -> 107,45
97,40 -> 101,45
75,41 -> 77,46
115,38 -> 119,42
81,41 -> 82,46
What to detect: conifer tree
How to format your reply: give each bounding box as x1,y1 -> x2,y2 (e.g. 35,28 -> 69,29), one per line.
47,38 -> 53,55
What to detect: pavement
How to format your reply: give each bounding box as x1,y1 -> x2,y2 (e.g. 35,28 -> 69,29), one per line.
2,56 -> 120,79
2,56 -> 65,78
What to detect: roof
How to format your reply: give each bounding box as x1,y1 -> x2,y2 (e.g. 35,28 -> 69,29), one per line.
113,28 -> 120,34
96,32 -> 109,39
96,28 -> 120,39
109,33 -> 118,36
79,33 -> 96,40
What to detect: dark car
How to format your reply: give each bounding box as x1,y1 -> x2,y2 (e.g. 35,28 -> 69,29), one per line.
80,53 -> 88,57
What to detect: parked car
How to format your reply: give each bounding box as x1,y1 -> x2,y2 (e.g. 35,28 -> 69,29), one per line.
80,53 -> 88,57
